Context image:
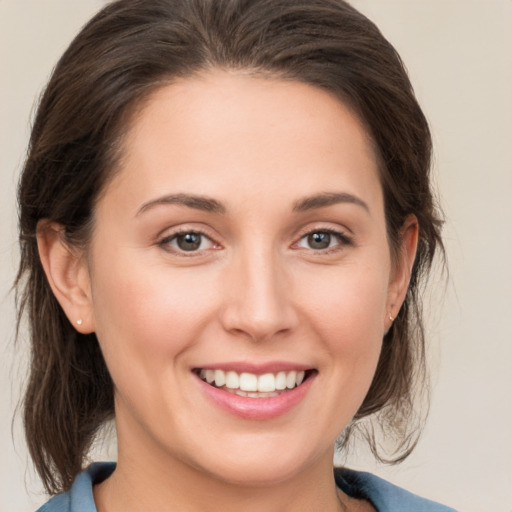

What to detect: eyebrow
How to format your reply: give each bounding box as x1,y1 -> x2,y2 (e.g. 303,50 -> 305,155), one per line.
136,191 -> 368,217
292,192 -> 369,213
136,193 -> 226,216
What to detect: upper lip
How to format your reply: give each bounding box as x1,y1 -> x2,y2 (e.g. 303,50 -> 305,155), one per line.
193,361 -> 315,374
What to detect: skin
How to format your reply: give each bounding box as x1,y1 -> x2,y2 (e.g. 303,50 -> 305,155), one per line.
38,71 -> 417,512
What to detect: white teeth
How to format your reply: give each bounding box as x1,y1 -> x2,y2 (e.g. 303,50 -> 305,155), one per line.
225,371 -> 239,389
239,372 -> 258,391
199,368 -> 309,393
257,373 -> 275,392
214,369 -> 225,387
275,371 -> 287,390
286,371 -> 297,389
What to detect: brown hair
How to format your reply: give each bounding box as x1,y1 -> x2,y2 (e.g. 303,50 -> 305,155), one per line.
16,0 -> 443,495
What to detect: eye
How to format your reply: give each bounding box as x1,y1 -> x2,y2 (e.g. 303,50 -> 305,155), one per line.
296,229 -> 350,251
160,231 -> 216,253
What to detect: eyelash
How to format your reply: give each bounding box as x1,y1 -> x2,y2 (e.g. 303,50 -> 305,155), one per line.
158,229 -> 219,256
294,227 -> 353,254
157,226 -> 353,256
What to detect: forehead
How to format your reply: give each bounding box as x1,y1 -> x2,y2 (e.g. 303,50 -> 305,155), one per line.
103,70 -> 382,215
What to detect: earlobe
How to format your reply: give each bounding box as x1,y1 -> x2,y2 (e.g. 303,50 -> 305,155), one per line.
37,221 -> 95,333
386,215 -> 419,327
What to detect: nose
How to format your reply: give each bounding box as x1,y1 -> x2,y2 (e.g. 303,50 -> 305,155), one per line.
220,247 -> 298,342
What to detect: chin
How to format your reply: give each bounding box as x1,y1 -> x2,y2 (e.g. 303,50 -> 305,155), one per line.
190,437 -> 330,488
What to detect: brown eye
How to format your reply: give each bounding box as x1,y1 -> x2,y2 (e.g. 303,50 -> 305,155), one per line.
307,232 -> 332,250
176,232 -> 202,251
161,231 -> 215,253
296,229 -> 351,252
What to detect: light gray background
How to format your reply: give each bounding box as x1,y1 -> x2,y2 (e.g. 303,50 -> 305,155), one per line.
1,1 -> 511,511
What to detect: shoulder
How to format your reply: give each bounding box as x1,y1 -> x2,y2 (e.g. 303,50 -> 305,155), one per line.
35,463 -> 116,512
335,467 -> 458,512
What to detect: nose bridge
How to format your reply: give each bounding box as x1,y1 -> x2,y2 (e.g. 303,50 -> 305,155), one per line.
221,242 -> 296,341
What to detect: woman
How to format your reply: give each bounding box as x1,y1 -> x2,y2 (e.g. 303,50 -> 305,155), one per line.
16,0 -> 454,510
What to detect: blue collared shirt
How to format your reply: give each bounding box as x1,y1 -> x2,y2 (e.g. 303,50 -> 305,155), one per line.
36,462 -> 458,512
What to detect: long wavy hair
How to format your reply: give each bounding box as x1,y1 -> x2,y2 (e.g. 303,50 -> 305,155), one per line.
16,0 -> 444,494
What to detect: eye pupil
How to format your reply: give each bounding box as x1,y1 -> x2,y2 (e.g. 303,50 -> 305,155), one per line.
308,232 -> 331,249
177,233 -> 201,251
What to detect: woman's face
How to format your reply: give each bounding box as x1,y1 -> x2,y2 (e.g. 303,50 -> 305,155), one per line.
80,72 -> 413,485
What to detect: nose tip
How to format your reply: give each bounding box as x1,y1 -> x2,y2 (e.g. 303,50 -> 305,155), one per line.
220,257 -> 298,342
224,303 -> 290,343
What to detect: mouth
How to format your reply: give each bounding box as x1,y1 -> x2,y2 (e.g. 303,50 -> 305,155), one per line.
194,368 -> 316,398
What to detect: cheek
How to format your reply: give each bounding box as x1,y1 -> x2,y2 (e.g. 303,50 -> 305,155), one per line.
89,256 -> 218,381
296,259 -> 389,391
301,262 -> 389,339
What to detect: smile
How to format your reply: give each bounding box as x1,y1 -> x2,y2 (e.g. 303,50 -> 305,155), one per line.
196,369 -> 312,397
194,366 -> 317,419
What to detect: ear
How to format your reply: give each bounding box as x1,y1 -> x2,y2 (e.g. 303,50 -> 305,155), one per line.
37,221 -> 95,333
385,215 -> 419,331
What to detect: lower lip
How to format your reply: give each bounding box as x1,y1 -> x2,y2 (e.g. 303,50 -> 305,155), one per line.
196,373 -> 315,420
